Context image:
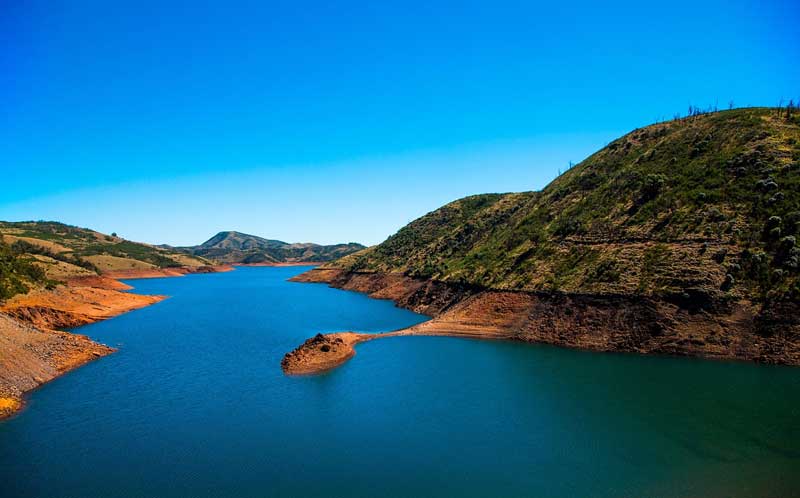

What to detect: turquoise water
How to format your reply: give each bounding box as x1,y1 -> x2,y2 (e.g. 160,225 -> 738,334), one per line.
1,266 -> 799,497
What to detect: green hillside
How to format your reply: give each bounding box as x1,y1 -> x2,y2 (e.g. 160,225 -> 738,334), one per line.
0,221 -> 213,298
331,108 -> 800,305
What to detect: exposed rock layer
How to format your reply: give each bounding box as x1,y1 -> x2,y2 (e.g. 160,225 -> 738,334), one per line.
284,268 -> 800,373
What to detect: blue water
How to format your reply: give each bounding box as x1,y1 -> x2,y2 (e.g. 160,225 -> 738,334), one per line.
1,266 -> 799,497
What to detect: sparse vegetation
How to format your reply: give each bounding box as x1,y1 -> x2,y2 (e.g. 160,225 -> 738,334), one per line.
0,222 -> 212,295
0,240 -> 49,300
10,239 -> 99,273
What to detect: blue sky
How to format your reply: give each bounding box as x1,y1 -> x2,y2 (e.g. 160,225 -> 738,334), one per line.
2,0 -> 798,246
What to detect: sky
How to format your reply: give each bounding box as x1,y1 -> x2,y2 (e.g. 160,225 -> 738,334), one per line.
1,0 -> 798,246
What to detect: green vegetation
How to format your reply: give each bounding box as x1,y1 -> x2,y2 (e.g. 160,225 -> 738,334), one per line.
0,240 -> 50,300
75,240 -> 182,268
0,222 -> 212,292
10,239 -> 99,273
331,108 -> 800,303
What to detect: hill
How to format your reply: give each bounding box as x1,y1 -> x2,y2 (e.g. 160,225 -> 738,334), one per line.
294,108 -> 800,365
332,108 -> 800,303
0,221 -> 209,416
176,231 -> 365,264
0,221 -> 214,299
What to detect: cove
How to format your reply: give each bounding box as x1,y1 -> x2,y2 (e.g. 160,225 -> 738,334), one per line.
1,266 -> 798,498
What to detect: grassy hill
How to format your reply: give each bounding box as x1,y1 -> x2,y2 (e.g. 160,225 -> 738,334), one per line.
0,222 -> 213,299
177,231 -> 365,264
329,108 -> 800,306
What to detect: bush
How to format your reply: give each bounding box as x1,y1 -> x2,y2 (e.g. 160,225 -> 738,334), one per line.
640,174 -> 667,202
721,273 -> 735,291
0,242 -> 48,300
588,260 -> 621,283
767,216 -> 782,229
11,240 -> 99,273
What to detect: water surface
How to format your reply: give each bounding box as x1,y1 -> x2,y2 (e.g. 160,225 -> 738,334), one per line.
1,266 -> 798,497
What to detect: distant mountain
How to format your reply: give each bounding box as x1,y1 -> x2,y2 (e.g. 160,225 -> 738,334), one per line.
177,231 -> 365,264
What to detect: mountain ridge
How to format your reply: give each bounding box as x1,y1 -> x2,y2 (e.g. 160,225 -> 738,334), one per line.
175,230 -> 365,264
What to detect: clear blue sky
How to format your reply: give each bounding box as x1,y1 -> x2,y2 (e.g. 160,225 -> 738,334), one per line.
2,0 -> 798,246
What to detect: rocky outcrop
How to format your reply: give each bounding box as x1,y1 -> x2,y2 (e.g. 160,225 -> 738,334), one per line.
281,333 -> 358,375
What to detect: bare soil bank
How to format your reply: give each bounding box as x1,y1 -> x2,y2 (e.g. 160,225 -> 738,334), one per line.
282,268 -> 800,374
0,265 -> 232,419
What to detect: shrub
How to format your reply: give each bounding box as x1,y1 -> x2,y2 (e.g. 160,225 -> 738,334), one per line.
640,174 -> 667,202
721,273 -> 735,291
588,259 -> 621,283
0,242 -> 48,300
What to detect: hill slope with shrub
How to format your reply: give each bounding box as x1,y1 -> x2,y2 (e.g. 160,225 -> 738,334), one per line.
0,221 -> 213,300
332,108 -> 800,306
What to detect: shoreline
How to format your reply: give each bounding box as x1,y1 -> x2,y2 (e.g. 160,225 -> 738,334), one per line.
282,327 -> 514,375
0,264 -> 232,420
234,262 -> 323,267
104,264 -> 235,280
281,267 -> 800,375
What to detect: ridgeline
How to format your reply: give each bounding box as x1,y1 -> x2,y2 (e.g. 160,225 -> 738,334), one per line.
171,231 -> 365,265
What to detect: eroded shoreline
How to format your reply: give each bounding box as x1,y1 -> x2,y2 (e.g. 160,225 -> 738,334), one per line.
282,267 -> 800,375
281,327 -> 514,375
0,264 -> 232,419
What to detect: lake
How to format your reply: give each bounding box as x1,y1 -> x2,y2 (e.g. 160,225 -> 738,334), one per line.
1,266 -> 798,497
